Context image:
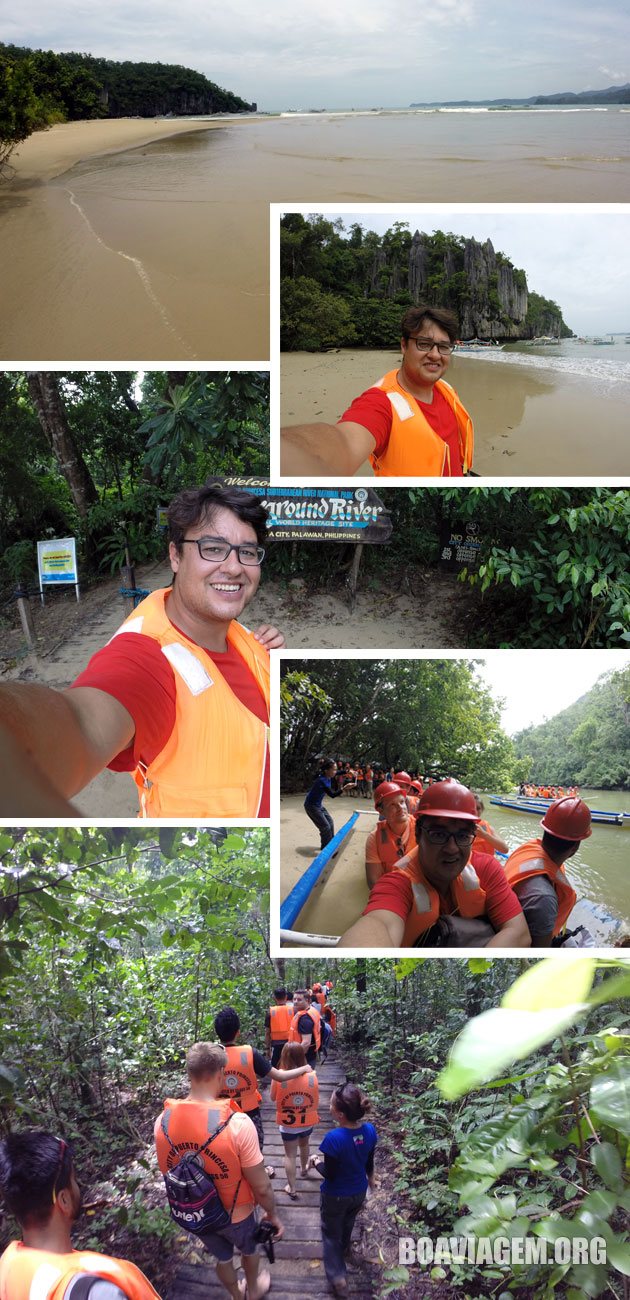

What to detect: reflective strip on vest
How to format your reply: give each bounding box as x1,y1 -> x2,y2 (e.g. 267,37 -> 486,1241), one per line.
514,856 -> 547,876
387,391 -> 415,421
161,642 -> 214,695
411,881 -> 432,914
460,864 -> 481,891
30,1263 -> 62,1299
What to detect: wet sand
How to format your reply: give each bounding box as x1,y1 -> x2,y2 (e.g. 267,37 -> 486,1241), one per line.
1,110 -> 628,362
281,349 -> 630,476
280,793 -> 373,942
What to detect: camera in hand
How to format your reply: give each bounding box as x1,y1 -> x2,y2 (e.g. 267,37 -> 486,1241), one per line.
254,1218 -> 278,1263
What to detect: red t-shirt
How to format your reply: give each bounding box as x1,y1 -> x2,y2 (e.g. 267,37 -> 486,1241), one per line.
363,852 -> 522,930
340,384 -> 462,475
71,629 -> 270,816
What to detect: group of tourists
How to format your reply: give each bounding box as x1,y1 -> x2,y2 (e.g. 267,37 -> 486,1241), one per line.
301,764 -> 594,949
519,783 -> 580,798
0,986 -> 375,1300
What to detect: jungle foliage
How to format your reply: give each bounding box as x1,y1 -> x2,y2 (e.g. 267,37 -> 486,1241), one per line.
0,841 -> 627,1299
280,214 -> 569,350
280,658 -> 522,791
0,370 -> 269,593
0,44 -> 251,166
513,666 -> 630,790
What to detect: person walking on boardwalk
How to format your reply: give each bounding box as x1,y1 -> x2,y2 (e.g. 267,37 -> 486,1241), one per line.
309,1083 -> 377,1298
270,1044 -> 319,1200
0,1130 -> 160,1299
304,759 -> 357,850
214,1006 -> 309,1180
155,1042 -> 282,1300
264,987 -> 294,1066
289,989 -> 322,1065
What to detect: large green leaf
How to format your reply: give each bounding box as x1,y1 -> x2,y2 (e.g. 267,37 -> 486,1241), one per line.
590,1061 -> 630,1139
438,1003 -> 587,1100
590,1141 -> 623,1191
502,957 -> 595,1011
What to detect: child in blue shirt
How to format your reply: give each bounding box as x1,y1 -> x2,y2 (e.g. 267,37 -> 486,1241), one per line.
309,1082 -> 377,1296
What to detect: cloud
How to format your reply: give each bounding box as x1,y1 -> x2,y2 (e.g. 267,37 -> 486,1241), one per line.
598,65 -> 627,80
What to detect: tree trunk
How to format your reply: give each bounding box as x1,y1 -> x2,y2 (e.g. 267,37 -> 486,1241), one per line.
26,373 -> 98,518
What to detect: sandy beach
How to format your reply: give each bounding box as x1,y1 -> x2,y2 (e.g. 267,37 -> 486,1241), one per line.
280,349 -> 630,476
1,109 -> 629,363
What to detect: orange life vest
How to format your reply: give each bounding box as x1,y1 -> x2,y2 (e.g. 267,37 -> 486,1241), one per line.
271,1071 -> 319,1129
219,1045 -> 262,1112
289,1006 -> 321,1051
269,1003 -> 294,1042
367,815 -> 415,871
113,588 -> 270,818
369,369 -> 474,477
394,846 -> 488,945
154,1096 -> 255,1216
0,1241 -> 159,1300
504,839 -> 577,935
324,1008 -> 337,1034
313,990 -> 326,1009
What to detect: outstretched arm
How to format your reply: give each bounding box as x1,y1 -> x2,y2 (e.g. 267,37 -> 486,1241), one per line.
0,683 -> 134,813
280,421 -> 376,476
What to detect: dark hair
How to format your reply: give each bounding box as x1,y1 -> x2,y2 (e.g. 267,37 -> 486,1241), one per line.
214,1006 -> 240,1043
273,987 -> 288,1001
400,304 -> 459,344
323,1007 -> 333,1023
0,1131 -> 73,1228
321,758 -> 336,774
168,481 -> 269,553
332,1083 -> 370,1122
542,830 -> 578,856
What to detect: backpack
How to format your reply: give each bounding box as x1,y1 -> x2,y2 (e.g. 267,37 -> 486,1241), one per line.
418,915 -> 496,947
159,1112 -> 241,1234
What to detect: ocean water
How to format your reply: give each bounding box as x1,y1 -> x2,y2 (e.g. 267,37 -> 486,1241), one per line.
460,338 -> 630,399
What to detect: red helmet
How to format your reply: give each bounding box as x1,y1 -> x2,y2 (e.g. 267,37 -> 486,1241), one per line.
374,781 -> 405,809
540,796 -> 592,840
409,781 -> 423,795
417,779 -> 479,821
392,770 -> 411,787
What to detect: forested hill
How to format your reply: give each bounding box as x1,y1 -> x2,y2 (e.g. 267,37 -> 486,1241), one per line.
513,666 -> 630,789
0,43 -> 253,127
280,214 -> 570,349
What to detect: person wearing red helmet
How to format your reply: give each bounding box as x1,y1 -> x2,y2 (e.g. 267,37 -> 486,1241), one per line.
338,780 -> 530,949
391,771 -> 420,816
504,796 -> 592,945
365,783 -> 415,888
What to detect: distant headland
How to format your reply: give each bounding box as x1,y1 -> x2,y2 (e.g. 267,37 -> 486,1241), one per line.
410,83 -> 630,107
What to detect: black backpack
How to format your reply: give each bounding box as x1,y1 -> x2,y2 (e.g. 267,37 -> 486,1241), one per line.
160,1112 -> 242,1234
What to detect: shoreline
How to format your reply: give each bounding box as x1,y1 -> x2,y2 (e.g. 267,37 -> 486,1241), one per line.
281,348 -> 630,475
6,113 -> 265,187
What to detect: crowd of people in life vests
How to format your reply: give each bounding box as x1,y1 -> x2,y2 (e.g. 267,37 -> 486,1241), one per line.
0,981 -> 376,1300
303,760 -> 596,950
519,782 -> 580,798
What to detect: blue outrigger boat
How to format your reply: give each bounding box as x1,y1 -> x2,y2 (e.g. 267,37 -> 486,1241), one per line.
490,796 -> 626,826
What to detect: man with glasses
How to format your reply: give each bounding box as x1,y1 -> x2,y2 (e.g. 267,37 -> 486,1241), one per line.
280,305 -> 474,477
0,1130 -> 160,1298
338,780 -> 530,948
0,482 -> 280,817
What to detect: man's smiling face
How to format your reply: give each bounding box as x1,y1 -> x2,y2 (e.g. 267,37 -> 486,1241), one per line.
169,505 -> 261,626
400,318 -> 452,393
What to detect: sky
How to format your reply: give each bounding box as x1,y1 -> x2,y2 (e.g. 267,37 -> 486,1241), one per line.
3,0 -> 629,111
318,209 -> 630,334
475,652 -> 630,735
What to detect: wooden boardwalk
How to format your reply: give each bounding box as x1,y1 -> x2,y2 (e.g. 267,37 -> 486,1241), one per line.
167,1056 -> 374,1298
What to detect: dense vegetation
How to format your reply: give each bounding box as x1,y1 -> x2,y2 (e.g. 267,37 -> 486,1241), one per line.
0,830 -> 627,1298
514,666 -> 630,790
280,214 -> 570,349
281,658 -> 525,792
0,370 -> 268,600
0,43 -> 251,168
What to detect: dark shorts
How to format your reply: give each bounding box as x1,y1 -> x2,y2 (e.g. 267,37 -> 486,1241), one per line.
198,1210 -> 258,1262
280,1126 -> 314,1143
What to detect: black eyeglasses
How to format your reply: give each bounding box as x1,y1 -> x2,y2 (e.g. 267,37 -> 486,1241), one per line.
409,336 -> 454,356
181,536 -> 265,566
421,827 -> 476,846
51,1137 -> 68,1205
